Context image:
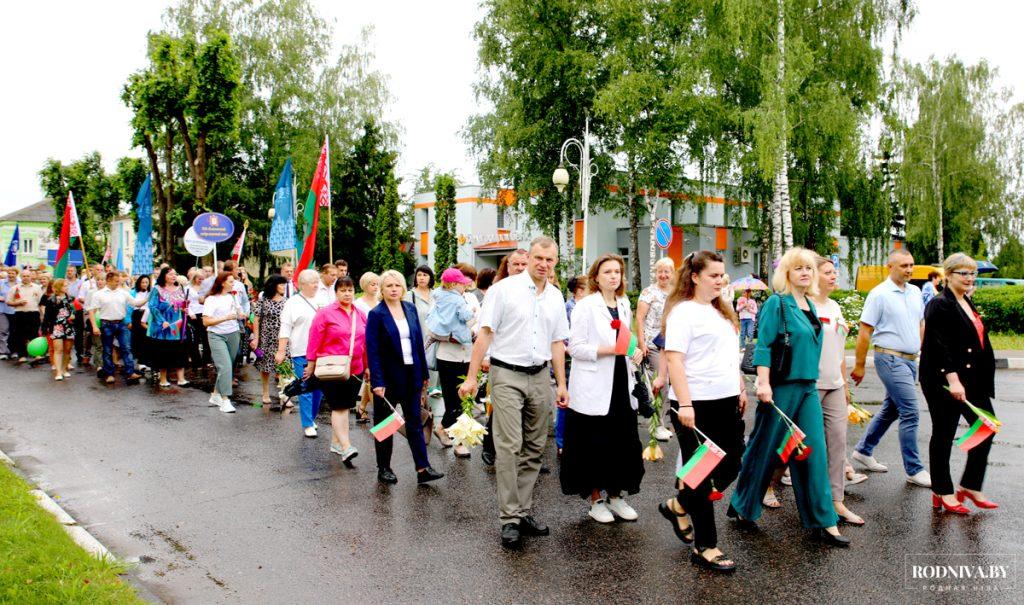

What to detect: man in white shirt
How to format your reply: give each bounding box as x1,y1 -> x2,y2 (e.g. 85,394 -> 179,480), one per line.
280,262 -> 296,298
88,271 -> 147,383
460,237 -> 569,549
316,263 -> 337,300
276,269 -> 329,436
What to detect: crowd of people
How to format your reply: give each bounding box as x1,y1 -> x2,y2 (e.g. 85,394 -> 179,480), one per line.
0,239 -> 1000,572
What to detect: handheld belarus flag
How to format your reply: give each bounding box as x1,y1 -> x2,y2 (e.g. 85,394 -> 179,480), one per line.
370,410 -> 405,442
955,417 -> 997,451
3,224 -> 18,266
777,425 -> 810,464
231,221 -> 248,262
53,192 -> 82,278
676,436 -> 726,490
295,136 -> 331,281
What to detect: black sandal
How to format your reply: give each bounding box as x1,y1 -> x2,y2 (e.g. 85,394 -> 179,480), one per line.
658,501 -> 694,544
690,547 -> 737,573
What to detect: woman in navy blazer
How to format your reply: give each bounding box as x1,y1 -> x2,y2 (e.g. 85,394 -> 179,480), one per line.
366,270 -> 443,485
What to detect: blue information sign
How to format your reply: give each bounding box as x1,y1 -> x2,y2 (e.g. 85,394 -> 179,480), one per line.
655,219 -> 672,249
192,212 -> 235,243
47,249 -> 84,267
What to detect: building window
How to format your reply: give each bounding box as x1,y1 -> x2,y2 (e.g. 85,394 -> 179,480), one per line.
22,239 -> 33,254
497,204 -> 505,229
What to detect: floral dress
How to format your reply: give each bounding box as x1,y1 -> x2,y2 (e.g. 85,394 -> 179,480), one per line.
48,295 -> 76,340
254,297 -> 286,373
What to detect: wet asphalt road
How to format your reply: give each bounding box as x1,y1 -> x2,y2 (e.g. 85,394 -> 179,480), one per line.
0,362 -> 1022,605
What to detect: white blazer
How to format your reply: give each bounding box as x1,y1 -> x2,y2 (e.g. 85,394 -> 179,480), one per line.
568,292 -> 637,416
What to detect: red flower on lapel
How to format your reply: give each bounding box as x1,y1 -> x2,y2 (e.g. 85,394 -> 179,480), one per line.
610,319 -> 621,330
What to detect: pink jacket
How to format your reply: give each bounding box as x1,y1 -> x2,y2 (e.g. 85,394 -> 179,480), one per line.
306,302 -> 368,375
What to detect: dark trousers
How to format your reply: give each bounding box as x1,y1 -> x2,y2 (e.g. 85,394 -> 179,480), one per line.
373,370 -> 430,472
437,358 -> 470,429
13,311 -> 40,358
924,386 -> 995,495
188,315 -> 212,367
73,309 -> 85,361
670,397 -> 745,550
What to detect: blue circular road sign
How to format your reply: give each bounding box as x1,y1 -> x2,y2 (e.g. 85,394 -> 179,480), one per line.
192,212 -> 235,243
655,219 -> 672,249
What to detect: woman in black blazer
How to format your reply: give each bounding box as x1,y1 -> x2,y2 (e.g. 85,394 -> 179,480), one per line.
366,270 -> 444,485
920,254 -> 998,514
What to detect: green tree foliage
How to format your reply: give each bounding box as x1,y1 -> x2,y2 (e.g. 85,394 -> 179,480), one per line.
433,173 -> 458,274
332,120 -> 398,274
371,175 -> 405,273
896,58 -> 1006,262
992,237 -> 1024,280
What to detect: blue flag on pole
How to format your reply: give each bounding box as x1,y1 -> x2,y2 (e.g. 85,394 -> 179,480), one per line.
268,159 -> 296,253
132,174 -> 154,276
4,224 -> 18,266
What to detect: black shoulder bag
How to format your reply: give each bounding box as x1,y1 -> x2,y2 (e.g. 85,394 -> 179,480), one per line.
768,295 -> 792,385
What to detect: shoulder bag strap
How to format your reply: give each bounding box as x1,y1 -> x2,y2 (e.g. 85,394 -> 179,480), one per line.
348,309 -> 357,357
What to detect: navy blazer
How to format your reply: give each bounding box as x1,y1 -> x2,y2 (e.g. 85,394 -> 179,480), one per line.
366,301 -> 429,394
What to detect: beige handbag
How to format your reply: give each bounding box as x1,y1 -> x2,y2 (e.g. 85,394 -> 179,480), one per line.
314,310 -> 357,381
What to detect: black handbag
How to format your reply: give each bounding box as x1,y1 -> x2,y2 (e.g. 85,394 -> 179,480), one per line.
740,345 -> 757,375
767,295 -> 792,385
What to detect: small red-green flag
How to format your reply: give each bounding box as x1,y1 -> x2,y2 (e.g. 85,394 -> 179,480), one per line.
777,425 -> 808,464
370,411 -> 405,442
955,417 -> 997,451
53,191 -> 82,279
676,439 -> 725,489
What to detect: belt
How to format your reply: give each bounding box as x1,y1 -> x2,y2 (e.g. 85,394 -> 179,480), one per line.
491,357 -> 548,375
874,346 -> 918,360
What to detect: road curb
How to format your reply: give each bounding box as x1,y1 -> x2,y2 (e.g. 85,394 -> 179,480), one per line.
1,448 -> 113,560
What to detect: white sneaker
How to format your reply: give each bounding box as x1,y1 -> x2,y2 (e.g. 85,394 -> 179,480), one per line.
907,470 -> 932,488
219,399 -> 236,413
852,451 -> 888,472
208,393 -> 222,407
653,426 -> 673,442
63,372 -> 71,378
304,426 -> 317,438
606,497 -> 638,521
588,500 -> 615,524
54,375 -> 63,381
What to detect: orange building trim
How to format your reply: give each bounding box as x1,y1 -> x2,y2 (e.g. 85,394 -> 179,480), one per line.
419,231 -> 429,256
414,188 -> 517,210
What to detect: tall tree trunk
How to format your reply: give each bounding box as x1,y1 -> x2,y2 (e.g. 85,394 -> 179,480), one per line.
930,126 -> 944,261
163,126 -> 175,262
142,134 -> 168,261
772,0 -> 794,257
646,190 -> 658,283
627,170 -> 642,292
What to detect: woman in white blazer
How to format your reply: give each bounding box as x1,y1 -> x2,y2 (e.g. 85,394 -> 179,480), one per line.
560,253 -> 647,524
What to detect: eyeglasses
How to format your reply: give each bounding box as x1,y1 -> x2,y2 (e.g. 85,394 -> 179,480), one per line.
951,270 -> 978,278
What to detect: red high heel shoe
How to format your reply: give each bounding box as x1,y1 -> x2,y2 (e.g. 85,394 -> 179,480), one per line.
956,489 -> 999,509
932,494 -> 970,515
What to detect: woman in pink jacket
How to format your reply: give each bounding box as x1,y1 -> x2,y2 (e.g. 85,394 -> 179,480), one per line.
305,276 -> 368,464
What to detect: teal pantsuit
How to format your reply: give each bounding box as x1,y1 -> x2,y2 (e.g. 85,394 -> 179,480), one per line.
730,294 -> 839,529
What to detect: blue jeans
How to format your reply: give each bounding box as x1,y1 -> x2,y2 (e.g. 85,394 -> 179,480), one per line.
854,354 -> 925,475
291,356 -> 322,429
100,320 -> 135,377
554,406 -> 566,450
739,319 -> 755,349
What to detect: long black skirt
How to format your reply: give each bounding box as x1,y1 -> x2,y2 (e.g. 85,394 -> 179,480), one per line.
560,355 -> 645,498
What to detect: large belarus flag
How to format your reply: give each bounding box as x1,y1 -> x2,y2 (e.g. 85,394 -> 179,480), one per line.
54,191 -> 82,279
295,136 -> 331,282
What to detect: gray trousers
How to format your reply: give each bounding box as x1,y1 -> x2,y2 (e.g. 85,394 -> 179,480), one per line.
209,331 -> 240,398
490,364 -> 552,525
0,313 -> 10,356
819,387 -> 848,502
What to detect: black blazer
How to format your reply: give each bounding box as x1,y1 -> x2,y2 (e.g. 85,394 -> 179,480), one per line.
366,301 -> 429,394
920,288 -> 995,398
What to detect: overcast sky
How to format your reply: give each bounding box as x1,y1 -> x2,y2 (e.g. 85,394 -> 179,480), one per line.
0,0 -> 1020,217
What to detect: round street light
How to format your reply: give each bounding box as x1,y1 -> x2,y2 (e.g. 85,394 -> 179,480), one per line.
267,208 -> 276,220
552,165 -> 570,193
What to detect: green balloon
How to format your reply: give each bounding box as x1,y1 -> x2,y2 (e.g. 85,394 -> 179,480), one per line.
27,337 -> 48,357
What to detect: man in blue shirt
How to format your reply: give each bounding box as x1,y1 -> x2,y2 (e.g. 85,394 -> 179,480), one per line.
921,270 -> 940,306
850,249 -> 930,487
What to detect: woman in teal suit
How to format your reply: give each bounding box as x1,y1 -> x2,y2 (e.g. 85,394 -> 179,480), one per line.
729,247 -> 849,547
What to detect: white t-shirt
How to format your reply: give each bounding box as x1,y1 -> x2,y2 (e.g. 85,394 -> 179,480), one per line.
396,317 -> 414,365
278,292 -> 331,357
815,297 -> 847,390
203,294 -> 241,335
664,300 -> 741,401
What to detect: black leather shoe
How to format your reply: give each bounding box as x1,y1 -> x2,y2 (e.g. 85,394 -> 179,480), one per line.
726,504 -> 759,531
417,467 -> 444,484
500,523 -> 521,549
518,515 -> 549,536
539,463 -> 551,474
377,468 -> 398,484
814,528 -> 850,548
481,451 -> 495,466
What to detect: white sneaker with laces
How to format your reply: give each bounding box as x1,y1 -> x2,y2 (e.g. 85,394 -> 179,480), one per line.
219,399 -> 236,413
209,392 -> 222,407
606,497 -> 639,521
906,470 -> 932,488
653,426 -> 673,442
588,500 -> 615,524
852,451 -> 888,472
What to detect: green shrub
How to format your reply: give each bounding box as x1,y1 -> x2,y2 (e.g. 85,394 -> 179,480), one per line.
830,289 -> 865,323
627,290 -> 640,312
972,286 -> 1024,334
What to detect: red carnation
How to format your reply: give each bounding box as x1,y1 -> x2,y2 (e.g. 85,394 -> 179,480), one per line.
708,489 -> 724,502
610,319 -> 622,330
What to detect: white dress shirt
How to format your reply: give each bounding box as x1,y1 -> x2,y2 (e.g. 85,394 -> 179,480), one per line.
88,286 -> 145,321
479,271 -> 570,367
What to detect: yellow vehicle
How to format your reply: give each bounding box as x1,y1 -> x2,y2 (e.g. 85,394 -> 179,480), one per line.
855,264 -> 943,292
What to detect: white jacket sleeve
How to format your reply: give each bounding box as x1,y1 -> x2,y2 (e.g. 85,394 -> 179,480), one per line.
568,299 -> 598,362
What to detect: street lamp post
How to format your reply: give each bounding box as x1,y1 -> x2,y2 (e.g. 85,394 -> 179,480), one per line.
552,117 -> 598,273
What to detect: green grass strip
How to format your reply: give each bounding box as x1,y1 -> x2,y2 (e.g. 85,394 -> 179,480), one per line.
0,463 -> 143,604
